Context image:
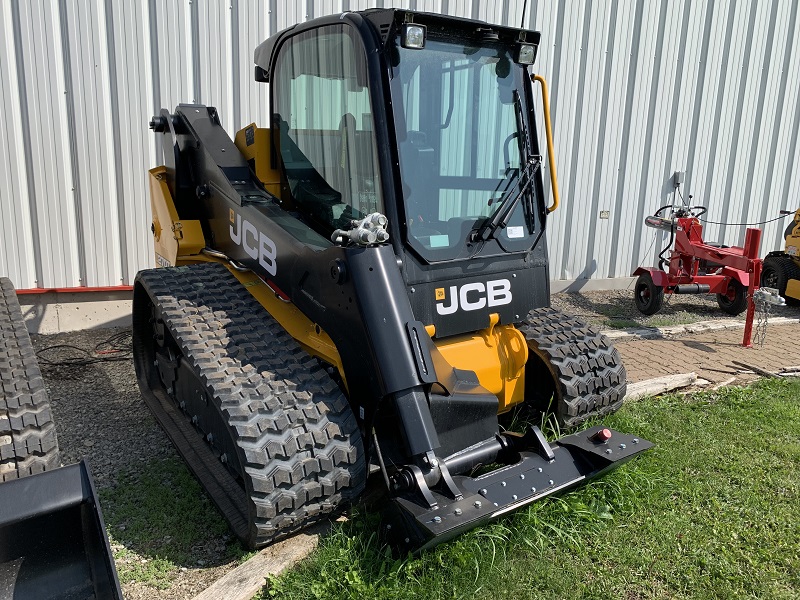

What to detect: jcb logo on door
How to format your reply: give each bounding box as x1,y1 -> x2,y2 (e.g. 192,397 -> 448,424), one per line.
229,209 -> 277,276
435,279 -> 512,315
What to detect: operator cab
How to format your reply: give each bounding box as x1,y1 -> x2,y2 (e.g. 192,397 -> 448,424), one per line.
390,22 -> 543,263
256,10 -> 550,337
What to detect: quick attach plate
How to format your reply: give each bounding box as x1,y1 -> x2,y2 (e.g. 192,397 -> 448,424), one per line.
384,426 -> 652,552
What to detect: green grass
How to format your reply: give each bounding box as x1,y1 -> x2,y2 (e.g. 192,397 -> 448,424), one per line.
602,311 -> 706,330
261,378 -> 800,600
602,318 -> 641,329
100,457 -> 252,588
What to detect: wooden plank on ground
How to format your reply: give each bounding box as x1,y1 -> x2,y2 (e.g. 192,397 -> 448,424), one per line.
192,526 -> 323,600
731,361 -> 777,378
626,373 -> 697,401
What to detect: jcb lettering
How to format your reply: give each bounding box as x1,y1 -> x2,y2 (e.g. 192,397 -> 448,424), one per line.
242,221 -> 259,260
487,279 -> 512,307
436,278 -> 512,315
460,283 -> 486,311
229,213 -> 277,276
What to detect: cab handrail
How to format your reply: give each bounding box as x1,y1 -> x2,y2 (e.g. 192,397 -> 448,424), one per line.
532,74 -> 560,213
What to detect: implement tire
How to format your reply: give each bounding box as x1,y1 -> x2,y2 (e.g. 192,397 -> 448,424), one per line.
634,272 -> 664,315
716,279 -> 747,316
0,278 -> 60,481
132,263 -> 365,549
520,307 -> 627,429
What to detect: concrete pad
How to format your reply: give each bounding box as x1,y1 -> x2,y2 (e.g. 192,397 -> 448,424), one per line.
17,291 -> 132,334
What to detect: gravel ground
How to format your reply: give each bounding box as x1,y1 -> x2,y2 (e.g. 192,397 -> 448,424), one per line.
26,288 -> 800,599
550,287 -> 800,330
30,328 -> 238,600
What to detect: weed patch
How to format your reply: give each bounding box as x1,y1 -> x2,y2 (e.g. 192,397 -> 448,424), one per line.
100,457 -> 249,588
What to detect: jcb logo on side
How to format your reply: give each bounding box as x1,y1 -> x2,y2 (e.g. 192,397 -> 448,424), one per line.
435,279 -> 512,315
230,211 -> 277,276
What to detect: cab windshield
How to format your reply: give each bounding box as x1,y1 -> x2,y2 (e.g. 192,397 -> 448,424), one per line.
390,37 -> 540,262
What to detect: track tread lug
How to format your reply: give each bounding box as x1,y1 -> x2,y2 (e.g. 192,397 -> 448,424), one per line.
0,277 -> 61,482
521,307 -> 627,429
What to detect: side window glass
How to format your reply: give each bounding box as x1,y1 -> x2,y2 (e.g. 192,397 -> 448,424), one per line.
273,25 -> 383,234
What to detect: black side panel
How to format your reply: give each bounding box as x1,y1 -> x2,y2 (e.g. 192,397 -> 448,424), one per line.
407,260 -> 550,338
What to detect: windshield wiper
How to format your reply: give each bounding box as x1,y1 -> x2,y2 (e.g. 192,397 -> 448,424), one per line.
471,155 -> 541,243
472,90 -> 540,243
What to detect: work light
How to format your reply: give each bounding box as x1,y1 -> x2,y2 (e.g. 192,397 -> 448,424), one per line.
402,24 -> 427,49
517,44 -> 537,64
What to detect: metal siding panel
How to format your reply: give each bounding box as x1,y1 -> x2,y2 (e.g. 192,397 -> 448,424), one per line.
16,0 -> 80,288
155,0 -> 194,107
197,0 -> 234,128
278,1 -> 307,28
751,0 -> 788,246
63,0 -> 123,287
3,0 -> 800,288
771,2 -> 800,252
237,0 -> 272,130
113,0 -> 157,280
0,2 -> 36,288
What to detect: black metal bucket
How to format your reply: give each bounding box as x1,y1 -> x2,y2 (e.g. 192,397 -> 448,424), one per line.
0,460 -> 122,600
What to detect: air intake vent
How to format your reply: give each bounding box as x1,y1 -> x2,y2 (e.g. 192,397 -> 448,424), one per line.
379,23 -> 391,44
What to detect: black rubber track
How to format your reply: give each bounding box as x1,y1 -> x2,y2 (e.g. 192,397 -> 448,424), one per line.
520,307 -> 627,429
0,278 -> 60,482
132,263 -> 366,549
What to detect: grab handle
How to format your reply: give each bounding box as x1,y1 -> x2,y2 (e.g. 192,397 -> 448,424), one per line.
532,74 -> 560,213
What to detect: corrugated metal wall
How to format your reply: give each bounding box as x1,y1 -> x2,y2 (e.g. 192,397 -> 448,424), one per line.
1,0 -> 799,289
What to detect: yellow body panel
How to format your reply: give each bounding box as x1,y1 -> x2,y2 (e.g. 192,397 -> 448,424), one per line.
785,277 -> 800,301
433,314 -> 528,413
234,124 -> 284,199
783,208 -> 800,257
149,166 -> 205,266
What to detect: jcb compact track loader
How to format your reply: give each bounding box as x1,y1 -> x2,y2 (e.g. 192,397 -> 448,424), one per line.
134,9 -> 651,551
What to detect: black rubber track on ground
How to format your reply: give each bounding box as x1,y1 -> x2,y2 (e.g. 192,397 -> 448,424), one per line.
132,263 -> 366,548
0,278 -> 60,481
520,307 -> 627,429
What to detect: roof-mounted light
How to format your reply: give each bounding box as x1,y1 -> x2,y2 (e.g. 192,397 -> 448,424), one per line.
402,23 -> 427,49
517,43 -> 537,65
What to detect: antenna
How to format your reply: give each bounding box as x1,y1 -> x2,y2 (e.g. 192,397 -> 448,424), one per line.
520,0 -> 528,28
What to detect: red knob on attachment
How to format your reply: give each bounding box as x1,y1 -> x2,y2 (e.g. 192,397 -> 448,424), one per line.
591,428 -> 612,443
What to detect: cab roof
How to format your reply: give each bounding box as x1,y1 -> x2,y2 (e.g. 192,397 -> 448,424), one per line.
253,9 -> 540,82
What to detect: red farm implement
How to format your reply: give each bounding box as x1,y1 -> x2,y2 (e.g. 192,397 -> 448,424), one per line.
632,204 -> 763,347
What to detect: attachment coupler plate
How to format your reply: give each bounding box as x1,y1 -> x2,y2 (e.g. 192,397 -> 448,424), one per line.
384,426 -> 653,552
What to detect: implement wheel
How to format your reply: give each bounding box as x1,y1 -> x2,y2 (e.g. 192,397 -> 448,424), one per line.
520,308 -> 627,429
132,263 -> 366,548
0,278 -> 60,481
634,273 -> 664,315
761,255 -> 800,306
716,279 -> 747,315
